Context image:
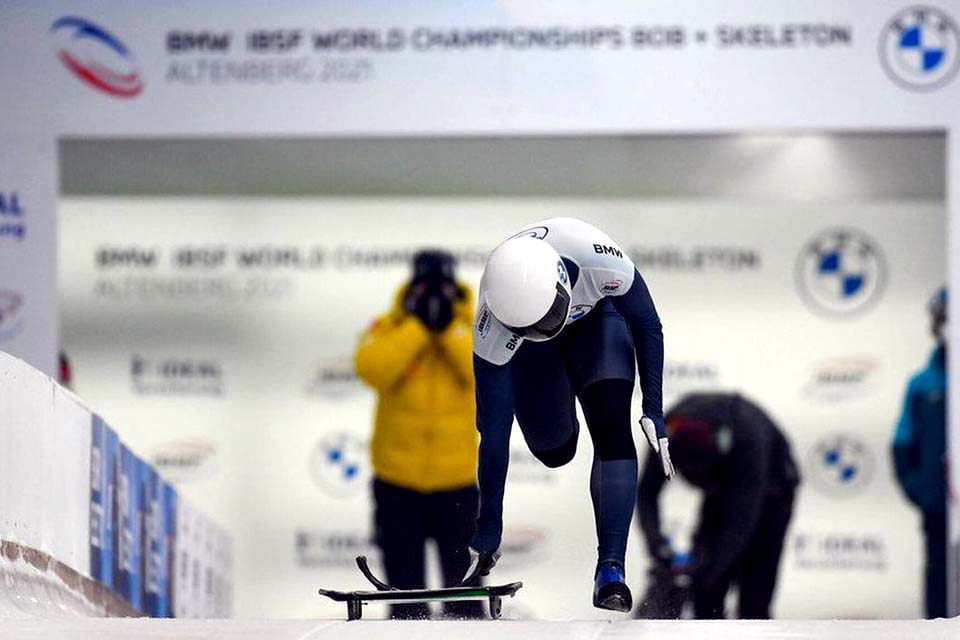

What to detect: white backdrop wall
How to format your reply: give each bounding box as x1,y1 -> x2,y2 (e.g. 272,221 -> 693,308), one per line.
60,195 -> 944,619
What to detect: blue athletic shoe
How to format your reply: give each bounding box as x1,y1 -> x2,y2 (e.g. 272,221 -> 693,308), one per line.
593,560 -> 633,612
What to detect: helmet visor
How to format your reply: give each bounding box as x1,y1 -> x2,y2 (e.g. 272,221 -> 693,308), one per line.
507,283 -> 571,341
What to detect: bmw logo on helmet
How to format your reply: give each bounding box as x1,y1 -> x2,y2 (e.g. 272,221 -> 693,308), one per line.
795,228 -> 887,318
880,6 -> 960,90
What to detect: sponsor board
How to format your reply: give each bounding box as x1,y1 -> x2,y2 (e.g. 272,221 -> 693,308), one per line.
303,357 -> 363,399
661,360 -> 721,401
309,431 -> 370,498
795,228 -> 887,318
806,433 -> 875,498
0,191 -> 26,241
879,6 -> 959,90
802,356 -> 882,402
117,444 -> 143,610
792,531 -> 887,571
131,354 -> 225,397
158,22 -> 852,89
149,439 -> 218,483
295,529 -> 377,568
143,469 -> 173,617
628,246 -> 761,272
90,415 -> 119,588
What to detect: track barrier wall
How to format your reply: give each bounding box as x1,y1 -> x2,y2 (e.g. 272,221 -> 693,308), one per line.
0,350 -> 231,618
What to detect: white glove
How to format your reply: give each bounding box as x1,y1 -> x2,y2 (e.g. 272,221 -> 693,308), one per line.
640,416 -> 676,479
462,547 -> 500,585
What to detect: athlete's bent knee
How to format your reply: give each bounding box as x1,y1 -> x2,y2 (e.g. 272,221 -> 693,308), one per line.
530,431 -> 578,468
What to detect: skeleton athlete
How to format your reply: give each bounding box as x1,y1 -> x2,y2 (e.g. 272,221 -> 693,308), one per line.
466,217 -> 674,611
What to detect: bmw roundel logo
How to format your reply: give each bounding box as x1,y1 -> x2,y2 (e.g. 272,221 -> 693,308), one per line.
50,16 -> 144,98
806,434 -> 874,498
309,431 -> 369,498
795,228 -> 887,318
880,6 -> 960,90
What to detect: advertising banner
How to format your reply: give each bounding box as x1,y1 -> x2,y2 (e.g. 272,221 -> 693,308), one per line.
0,138 -> 57,376
0,3 -> 957,137
90,415 -> 120,589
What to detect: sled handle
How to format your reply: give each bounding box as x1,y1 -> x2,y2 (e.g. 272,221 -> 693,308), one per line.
356,556 -> 395,591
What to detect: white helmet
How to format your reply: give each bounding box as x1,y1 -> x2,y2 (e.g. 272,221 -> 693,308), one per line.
482,236 -> 572,342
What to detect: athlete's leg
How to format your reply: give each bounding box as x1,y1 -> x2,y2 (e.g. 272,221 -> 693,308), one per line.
563,300 -> 638,567
581,379 -> 638,566
562,300 -> 638,611
511,340 -> 579,467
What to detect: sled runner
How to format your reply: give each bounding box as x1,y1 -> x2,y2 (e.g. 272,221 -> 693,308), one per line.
318,556 -> 522,620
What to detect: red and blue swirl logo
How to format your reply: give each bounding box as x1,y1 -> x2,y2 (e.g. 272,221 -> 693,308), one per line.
51,17 -> 143,98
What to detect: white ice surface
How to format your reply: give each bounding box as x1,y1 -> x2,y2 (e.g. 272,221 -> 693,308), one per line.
0,618 -> 957,640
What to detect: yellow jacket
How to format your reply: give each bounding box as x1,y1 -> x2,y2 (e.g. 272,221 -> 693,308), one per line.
355,283 -> 478,493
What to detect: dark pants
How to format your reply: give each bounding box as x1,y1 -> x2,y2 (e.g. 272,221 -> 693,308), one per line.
511,299 -> 639,566
373,479 -> 483,619
923,507 -> 947,619
510,299 -> 636,459
693,492 -> 794,619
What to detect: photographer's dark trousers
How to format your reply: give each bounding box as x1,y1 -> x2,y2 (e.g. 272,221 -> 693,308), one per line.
373,479 -> 483,619
693,491 -> 794,619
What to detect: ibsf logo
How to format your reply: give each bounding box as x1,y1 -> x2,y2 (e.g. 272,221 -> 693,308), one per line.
309,432 -> 369,498
50,17 -> 143,98
880,6 -> 959,90
0,290 -> 25,342
795,228 -> 887,317
806,433 -> 874,497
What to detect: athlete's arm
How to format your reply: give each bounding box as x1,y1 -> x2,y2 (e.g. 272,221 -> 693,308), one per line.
471,354 -> 515,553
610,269 -> 665,433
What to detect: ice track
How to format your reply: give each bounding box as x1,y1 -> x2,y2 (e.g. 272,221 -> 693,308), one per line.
1,618 -> 958,640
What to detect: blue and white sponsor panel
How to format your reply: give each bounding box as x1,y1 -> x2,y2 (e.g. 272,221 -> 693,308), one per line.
0,352 -> 230,617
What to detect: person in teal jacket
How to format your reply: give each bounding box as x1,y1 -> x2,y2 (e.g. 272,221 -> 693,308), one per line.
892,286 -> 948,618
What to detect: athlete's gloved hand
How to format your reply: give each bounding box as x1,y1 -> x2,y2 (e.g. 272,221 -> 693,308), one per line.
461,546 -> 500,585
640,415 -> 675,479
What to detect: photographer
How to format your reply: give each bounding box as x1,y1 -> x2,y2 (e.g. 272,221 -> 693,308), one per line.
354,249 -> 480,619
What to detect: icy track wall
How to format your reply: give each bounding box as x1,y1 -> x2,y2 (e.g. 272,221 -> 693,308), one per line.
0,351 -> 232,618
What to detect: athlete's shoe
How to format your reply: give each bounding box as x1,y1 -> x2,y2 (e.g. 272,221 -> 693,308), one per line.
593,560 -> 633,612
